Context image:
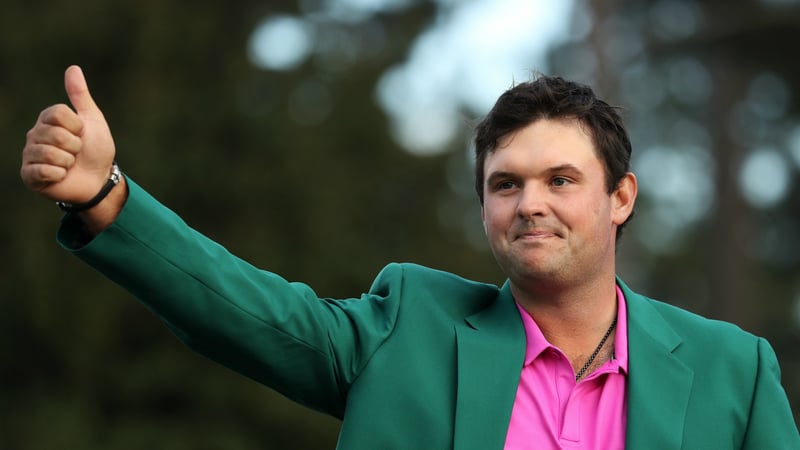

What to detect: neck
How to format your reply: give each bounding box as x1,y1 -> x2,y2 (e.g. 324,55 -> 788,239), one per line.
512,277 -> 619,361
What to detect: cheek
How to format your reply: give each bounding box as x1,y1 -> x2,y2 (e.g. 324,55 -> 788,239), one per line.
593,202 -> 606,221
587,199 -> 615,238
481,202 -> 501,228
482,209 -> 510,241
556,196 -> 607,231
483,214 -> 501,236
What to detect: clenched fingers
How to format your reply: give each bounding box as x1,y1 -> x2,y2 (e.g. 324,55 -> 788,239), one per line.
20,142 -> 75,190
23,142 -> 78,168
22,111 -> 80,192
20,162 -> 68,191
26,123 -> 83,155
37,104 -> 84,136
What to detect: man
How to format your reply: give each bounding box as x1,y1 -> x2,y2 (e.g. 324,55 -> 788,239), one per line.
21,66 -> 799,449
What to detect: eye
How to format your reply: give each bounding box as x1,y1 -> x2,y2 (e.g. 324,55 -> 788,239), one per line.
498,180 -> 516,190
552,177 -> 570,187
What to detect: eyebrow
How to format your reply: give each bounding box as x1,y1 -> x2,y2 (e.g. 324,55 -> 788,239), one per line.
485,171 -> 518,187
545,164 -> 584,178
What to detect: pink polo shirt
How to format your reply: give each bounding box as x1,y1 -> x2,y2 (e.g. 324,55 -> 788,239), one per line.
504,286 -> 628,450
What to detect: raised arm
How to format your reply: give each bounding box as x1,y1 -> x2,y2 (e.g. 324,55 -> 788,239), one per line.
21,65 -> 127,234
20,67 -> 404,418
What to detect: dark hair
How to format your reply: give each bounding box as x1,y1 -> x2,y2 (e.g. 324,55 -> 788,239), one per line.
473,75 -> 634,238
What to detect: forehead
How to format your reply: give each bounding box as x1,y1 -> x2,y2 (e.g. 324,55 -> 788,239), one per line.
485,118 -> 603,174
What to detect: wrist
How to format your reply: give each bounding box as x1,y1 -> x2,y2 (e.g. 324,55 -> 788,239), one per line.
76,174 -> 128,237
57,162 -> 121,213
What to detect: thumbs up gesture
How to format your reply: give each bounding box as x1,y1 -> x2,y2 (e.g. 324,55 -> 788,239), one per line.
21,66 -> 117,205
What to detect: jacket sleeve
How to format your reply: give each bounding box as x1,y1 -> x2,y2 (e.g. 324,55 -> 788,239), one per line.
741,337 -> 800,448
57,177 -> 404,419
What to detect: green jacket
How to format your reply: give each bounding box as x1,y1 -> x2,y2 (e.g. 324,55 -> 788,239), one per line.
59,179 -> 799,449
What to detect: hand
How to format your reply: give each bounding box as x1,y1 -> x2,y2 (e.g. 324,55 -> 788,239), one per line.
21,65 -> 116,204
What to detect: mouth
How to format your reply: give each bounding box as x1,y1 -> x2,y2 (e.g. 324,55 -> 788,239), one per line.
514,229 -> 560,241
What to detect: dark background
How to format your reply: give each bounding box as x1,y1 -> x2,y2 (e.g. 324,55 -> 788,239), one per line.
2,0 -> 798,448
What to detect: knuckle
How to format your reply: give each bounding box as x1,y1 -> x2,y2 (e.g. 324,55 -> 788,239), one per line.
38,106 -> 56,122
26,123 -> 80,151
23,143 -> 43,159
21,143 -> 38,162
40,104 -> 70,124
20,164 -> 39,183
35,165 -> 48,178
49,128 -> 70,147
32,164 -> 56,182
25,126 -> 44,145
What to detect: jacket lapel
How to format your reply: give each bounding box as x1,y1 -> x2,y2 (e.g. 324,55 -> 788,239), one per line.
454,282 -> 525,450
451,279 -> 695,450
619,280 -> 694,450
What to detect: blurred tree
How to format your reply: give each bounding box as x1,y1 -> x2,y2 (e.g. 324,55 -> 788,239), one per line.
547,0 -> 800,425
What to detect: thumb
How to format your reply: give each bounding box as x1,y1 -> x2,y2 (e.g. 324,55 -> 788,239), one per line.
64,65 -> 101,117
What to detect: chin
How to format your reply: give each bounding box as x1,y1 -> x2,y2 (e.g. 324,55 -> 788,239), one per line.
508,264 -> 559,282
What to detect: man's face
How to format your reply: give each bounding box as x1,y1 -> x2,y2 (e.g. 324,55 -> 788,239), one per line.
481,118 -> 634,291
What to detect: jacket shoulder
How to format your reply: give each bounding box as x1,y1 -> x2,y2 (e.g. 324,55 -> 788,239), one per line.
626,290 -> 799,448
372,262 -> 502,317
626,289 -> 763,376
641,295 -> 756,344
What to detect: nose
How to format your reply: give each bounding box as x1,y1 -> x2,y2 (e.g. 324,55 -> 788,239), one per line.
516,184 -> 548,219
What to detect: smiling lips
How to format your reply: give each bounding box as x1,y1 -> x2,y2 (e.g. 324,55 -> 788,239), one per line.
514,227 -> 561,241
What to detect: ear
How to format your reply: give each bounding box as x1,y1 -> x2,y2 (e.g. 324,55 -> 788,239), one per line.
611,172 -> 637,226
